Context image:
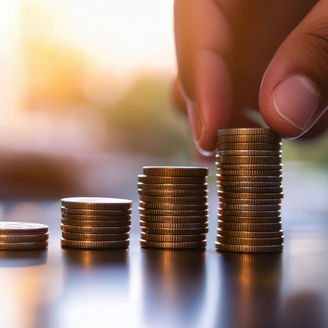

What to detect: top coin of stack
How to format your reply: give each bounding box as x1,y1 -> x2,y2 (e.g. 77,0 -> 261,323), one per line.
61,197 -> 132,249
215,128 -> 284,253
138,166 -> 208,249
0,222 -> 48,250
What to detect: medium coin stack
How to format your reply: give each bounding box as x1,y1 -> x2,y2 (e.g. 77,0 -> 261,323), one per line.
215,128 -> 284,253
138,166 -> 208,249
0,222 -> 48,250
61,197 -> 132,249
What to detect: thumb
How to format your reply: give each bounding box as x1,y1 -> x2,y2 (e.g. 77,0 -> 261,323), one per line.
259,0 -> 328,139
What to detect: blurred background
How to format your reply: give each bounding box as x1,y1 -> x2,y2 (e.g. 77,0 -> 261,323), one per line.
0,0 -> 327,199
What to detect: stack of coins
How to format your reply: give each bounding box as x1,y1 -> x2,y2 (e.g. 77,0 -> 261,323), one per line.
215,128 -> 284,253
138,166 -> 208,249
0,222 -> 48,250
61,197 -> 132,249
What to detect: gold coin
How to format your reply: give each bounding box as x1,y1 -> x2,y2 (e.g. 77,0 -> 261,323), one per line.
0,222 -> 48,235
0,241 -> 48,250
137,182 -> 207,190
0,233 -> 48,243
217,174 -> 282,182
139,207 -> 208,216
216,164 -> 283,170
219,204 -> 281,211
217,128 -> 279,136
61,213 -> 131,221
61,207 -> 132,216
218,191 -> 283,199
138,175 -> 207,184
143,166 -> 208,177
140,239 -> 206,249
217,235 -> 284,246
217,215 -> 281,223
139,196 -> 207,204
141,227 -> 208,235
141,233 -> 206,242
217,156 -> 281,165
215,242 -> 283,253
62,232 -> 129,241
219,186 -> 283,193
140,214 -> 208,223
218,228 -> 283,238
218,142 -> 281,150
61,238 -> 129,249
218,181 -> 281,187
218,209 -> 280,217
140,221 -> 208,229
217,150 -> 281,156
138,189 -> 208,197
62,218 -> 131,227
219,197 -> 281,205
61,224 -> 130,234
218,169 -> 282,176
139,201 -> 207,210
218,220 -> 282,232
61,197 -> 132,210
217,134 -> 281,143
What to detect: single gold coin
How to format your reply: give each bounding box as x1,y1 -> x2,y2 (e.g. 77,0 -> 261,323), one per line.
218,180 -> 281,187
217,134 -> 281,143
217,150 -> 281,156
61,238 -> 129,249
141,233 -> 206,242
61,213 -> 131,221
0,241 -> 48,250
62,232 -> 129,241
217,156 -> 281,165
61,207 -> 131,216
140,220 -> 208,229
218,191 -> 283,199
140,214 -> 208,223
140,239 -> 206,249
141,227 -> 209,235
62,218 -> 131,227
138,189 -> 208,197
143,166 -> 208,177
218,169 -> 282,176
217,235 -> 284,246
218,220 -> 282,232
61,224 -> 130,234
139,207 -> 208,216
0,222 -> 48,235
219,186 -> 283,193
216,164 -> 283,171
219,203 -> 281,211
138,175 -> 207,184
219,197 -> 281,205
137,182 -> 207,190
217,128 -> 279,136
139,195 -> 207,204
217,215 -> 281,223
139,201 -> 207,210
217,174 -> 282,182
61,197 -> 132,210
218,209 -> 280,217
0,233 -> 48,243
218,142 -> 281,151
217,228 -> 283,238
215,242 -> 283,253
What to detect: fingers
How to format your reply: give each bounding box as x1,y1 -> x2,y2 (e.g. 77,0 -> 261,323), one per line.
259,0 -> 328,139
174,0 -> 233,154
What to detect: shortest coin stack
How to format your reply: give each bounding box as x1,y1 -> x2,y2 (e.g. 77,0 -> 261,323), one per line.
61,197 -> 132,249
0,222 -> 48,250
138,166 -> 208,249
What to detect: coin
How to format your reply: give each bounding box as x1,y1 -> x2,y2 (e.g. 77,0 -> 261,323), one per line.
217,174 -> 283,182
217,235 -> 284,246
218,209 -> 280,217
0,241 -> 48,250
219,204 -> 281,211
140,214 -> 208,223
139,201 -> 208,210
216,164 -> 283,171
62,218 -> 131,227
138,189 -> 208,197
218,220 -> 282,232
141,227 -> 209,235
218,191 -> 283,199
218,169 -> 282,176
61,213 -> 131,221
61,197 -> 132,210
217,156 -> 281,165
218,142 -> 281,150
218,228 -> 284,238
0,222 -> 48,235
140,221 -> 208,229
61,224 -> 130,234
217,128 -> 279,136
219,181 -> 281,187
140,239 -> 206,249
61,238 -> 129,249
217,150 -> 281,156
0,233 -> 49,243
218,215 -> 281,223
61,207 -> 132,216
137,182 -> 207,190
62,232 -> 129,241
217,134 -> 281,143
143,166 -> 208,177
138,175 -> 207,184
139,196 -> 207,204
219,197 -> 281,205
141,233 -> 206,242
139,208 -> 208,216
219,186 -> 283,193
215,242 -> 283,253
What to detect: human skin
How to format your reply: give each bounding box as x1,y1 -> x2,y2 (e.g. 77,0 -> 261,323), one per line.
173,0 -> 328,155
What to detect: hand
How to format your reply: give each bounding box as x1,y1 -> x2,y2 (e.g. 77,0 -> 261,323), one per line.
173,0 -> 328,155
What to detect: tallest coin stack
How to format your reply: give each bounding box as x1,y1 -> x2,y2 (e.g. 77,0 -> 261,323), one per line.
215,128 -> 284,253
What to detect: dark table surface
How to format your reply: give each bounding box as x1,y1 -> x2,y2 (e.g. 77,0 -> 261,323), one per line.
0,163 -> 327,328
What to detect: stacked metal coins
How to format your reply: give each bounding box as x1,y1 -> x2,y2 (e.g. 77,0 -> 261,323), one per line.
138,166 -> 208,249
0,222 -> 48,250
61,197 -> 132,249
215,128 -> 284,253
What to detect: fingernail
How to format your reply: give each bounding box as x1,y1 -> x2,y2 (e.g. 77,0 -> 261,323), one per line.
273,75 -> 320,131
